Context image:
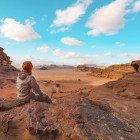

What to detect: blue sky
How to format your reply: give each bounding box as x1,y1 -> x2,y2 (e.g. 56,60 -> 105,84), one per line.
0,0 -> 140,66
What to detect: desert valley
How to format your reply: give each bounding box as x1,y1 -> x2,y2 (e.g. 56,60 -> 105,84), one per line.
0,47 -> 140,140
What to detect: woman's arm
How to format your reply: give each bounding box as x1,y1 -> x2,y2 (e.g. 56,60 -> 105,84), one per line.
30,76 -> 42,94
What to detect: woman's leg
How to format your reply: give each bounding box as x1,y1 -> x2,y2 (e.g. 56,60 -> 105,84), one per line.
38,93 -> 52,104
31,92 -> 52,104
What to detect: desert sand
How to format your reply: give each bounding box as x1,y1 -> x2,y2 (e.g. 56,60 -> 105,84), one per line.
0,69 -> 112,99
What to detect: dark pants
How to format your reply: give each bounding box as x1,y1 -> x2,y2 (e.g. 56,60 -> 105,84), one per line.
31,92 -> 52,104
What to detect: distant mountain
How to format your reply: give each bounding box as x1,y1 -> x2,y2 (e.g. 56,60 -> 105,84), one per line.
34,65 -> 48,70
34,64 -> 75,70
83,64 -> 106,69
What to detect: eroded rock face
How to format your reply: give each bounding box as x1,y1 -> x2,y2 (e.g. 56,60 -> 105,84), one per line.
0,47 -> 19,88
0,95 -> 140,140
0,47 -> 12,66
0,47 -> 18,71
106,72 -> 140,99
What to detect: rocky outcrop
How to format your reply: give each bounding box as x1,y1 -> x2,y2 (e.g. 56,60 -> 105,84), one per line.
89,64 -> 134,79
35,65 -> 48,70
76,64 -> 134,79
0,47 -> 18,71
106,72 -> 140,99
75,65 -> 90,72
0,95 -> 140,140
0,47 -> 19,88
75,65 -> 101,72
131,60 -> 140,72
0,47 -> 12,66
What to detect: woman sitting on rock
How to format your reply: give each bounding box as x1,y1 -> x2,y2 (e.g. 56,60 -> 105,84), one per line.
16,61 -> 52,103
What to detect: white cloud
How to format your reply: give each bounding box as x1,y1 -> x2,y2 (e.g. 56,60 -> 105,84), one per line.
119,53 -> 140,60
86,0 -> 131,36
53,49 -> 113,59
53,49 -> 140,66
53,0 -> 92,26
53,49 -> 78,58
115,42 -> 125,47
61,37 -> 84,46
50,27 -> 70,34
37,45 -> 50,52
11,55 -> 54,68
53,49 -> 62,56
50,0 -> 92,33
132,0 -> 140,12
63,52 -> 78,59
0,18 -> 40,42
23,55 -> 32,59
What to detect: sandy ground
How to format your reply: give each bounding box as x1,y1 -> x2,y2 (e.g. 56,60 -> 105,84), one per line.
33,69 -> 112,84
0,69 -> 113,99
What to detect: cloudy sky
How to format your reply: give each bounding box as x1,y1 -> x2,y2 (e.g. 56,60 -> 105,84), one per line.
0,0 -> 140,66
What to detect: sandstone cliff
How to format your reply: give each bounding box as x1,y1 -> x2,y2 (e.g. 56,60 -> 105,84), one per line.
0,47 -> 19,88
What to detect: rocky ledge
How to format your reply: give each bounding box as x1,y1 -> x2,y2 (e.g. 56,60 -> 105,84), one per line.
106,72 -> 140,99
0,94 -> 140,140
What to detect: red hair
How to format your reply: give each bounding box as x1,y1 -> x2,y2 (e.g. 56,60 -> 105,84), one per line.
22,61 -> 33,74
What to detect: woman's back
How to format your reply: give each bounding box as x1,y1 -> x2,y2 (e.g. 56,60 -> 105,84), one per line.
17,71 -> 32,100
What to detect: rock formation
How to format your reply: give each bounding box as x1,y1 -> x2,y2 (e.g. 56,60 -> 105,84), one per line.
0,47 -> 19,88
89,64 -> 134,79
106,72 -> 140,99
131,60 -> 140,72
0,47 -> 18,72
35,65 -> 48,70
75,65 -> 101,72
0,47 -> 12,66
0,94 -> 140,140
76,65 -> 91,72
76,64 -> 134,79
